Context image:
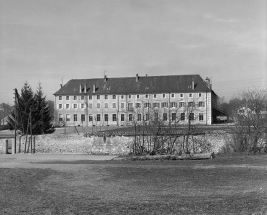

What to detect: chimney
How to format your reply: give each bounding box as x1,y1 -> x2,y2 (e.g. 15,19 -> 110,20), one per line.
136,74 -> 139,82
84,83 -> 87,93
60,84 -> 62,88
93,84 -> 96,93
79,83 -> 82,93
104,74 -> 107,82
205,77 -> 211,89
192,78 -> 195,90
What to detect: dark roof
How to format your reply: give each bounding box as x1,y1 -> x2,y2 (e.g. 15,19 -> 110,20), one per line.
54,74 -> 212,95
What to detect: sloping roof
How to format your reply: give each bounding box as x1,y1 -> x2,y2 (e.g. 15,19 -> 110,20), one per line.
54,74 -> 212,95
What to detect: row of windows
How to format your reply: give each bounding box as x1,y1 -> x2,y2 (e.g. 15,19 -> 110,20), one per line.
58,101 -> 205,110
58,93 -> 203,101
59,113 -> 204,122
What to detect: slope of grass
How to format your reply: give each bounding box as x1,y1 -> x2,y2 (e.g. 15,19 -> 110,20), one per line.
0,155 -> 267,214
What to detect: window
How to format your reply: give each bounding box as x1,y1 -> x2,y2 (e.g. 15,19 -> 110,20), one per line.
121,114 -> 125,122
161,102 -> 168,108
59,96 -> 62,100
135,103 -> 141,108
198,102 -> 205,107
199,93 -> 202,97
121,103 -> 125,108
97,103 -> 100,108
180,113 -> 185,121
145,114 -> 149,121
137,114 -> 141,121
105,114 -> 108,122
121,95 -> 124,99
66,104 -> 69,109
163,94 -> 166,98
74,114 -> 77,122
129,114 -> 133,121
189,93 -> 192,98
179,102 -> 185,108
172,113 -> 176,121
153,102 -> 160,108
129,95 -> 131,99
188,102 -> 194,107
189,113 -> 194,121
97,114 -> 100,121
89,103 -> 93,109
154,112 -> 158,121
199,113 -> 204,121
145,94 -> 148,99
59,104 -> 62,109
170,102 -> 177,108
89,115 -> 93,122
81,114 -> 85,122
89,95 -> 92,100
112,114 -> 117,121
171,94 -> 175,98
59,114 -> 63,122
180,94 -> 184,98
113,95 -> 116,99
163,113 -> 167,121
65,114 -> 70,121
112,103 -> 116,108
74,96 -> 77,100
145,103 -> 151,108
81,95 -> 84,100
74,104 -> 78,109
81,104 -> 84,109
66,96 -> 69,100
105,95 -> 108,99
105,103 -> 108,108
97,95 -> 100,99
128,103 -> 133,111
154,94 -> 157,98
137,95 -> 140,99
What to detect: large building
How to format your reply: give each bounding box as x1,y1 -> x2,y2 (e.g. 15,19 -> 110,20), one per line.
53,74 -> 219,126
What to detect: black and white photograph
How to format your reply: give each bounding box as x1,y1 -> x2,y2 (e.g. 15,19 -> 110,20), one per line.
0,0 -> 267,214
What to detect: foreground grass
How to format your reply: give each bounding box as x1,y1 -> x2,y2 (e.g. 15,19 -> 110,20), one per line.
0,155 -> 267,214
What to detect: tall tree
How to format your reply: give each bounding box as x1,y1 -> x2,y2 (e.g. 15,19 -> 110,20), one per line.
33,83 -> 55,134
7,82 -> 55,135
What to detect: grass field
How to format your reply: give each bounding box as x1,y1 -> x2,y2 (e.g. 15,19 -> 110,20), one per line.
0,154 -> 267,214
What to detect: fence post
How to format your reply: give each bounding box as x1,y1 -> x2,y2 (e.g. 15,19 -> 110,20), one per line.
11,139 -> 16,154
3,139 -> 8,154
32,136 -> 35,154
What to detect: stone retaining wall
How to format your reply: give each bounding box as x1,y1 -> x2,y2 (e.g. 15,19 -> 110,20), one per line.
13,133 -> 229,155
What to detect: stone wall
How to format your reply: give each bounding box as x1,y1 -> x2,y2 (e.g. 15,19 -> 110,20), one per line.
17,134 -> 133,155
12,132 -> 229,155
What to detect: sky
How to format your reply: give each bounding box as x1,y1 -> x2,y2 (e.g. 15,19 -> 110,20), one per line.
0,0 -> 266,104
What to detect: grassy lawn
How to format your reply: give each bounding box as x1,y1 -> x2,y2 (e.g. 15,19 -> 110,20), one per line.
0,155 -> 267,214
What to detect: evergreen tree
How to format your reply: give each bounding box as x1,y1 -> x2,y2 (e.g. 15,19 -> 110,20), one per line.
33,83 -> 55,134
7,82 -> 55,135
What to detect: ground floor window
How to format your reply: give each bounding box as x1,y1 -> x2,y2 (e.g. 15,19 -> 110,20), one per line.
66,114 -> 70,121
121,114 -> 125,122
89,115 -> 93,122
137,114 -> 141,121
81,114 -> 85,122
189,113 -> 194,121
172,113 -> 176,121
59,114 -> 63,121
129,114 -> 133,121
112,114 -> 117,121
180,113 -> 185,121
74,114 -> 77,122
154,112 -> 158,121
163,113 -> 167,121
97,114 -> 100,121
105,114 -> 108,122
199,113 -> 204,121
145,114 -> 149,121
